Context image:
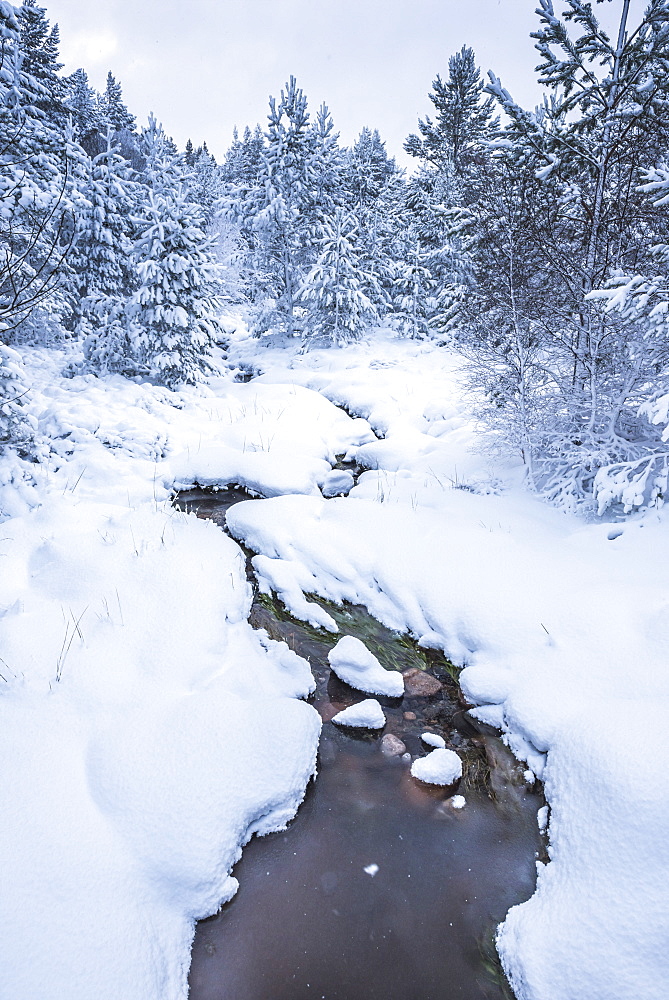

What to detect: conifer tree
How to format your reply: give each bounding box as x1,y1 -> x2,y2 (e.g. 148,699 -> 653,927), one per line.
75,130 -> 137,353
405,46 -> 497,172
227,77 -> 320,335
300,209 -> 379,343
0,4 -> 70,338
462,0 -> 669,506
17,0 -> 68,126
346,127 -> 396,206
65,68 -> 102,153
129,120 -> 224,385
98,70 -> 135,133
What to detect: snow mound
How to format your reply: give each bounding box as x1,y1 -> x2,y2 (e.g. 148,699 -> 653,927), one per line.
327,635 -> 404,696
321,469 -> 355,497
411,748 -> 462,786
331,699 -> 386,729
421,731 -> 446,749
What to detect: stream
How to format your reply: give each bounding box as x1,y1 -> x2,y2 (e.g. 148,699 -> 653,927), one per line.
176,487 -> 544,1000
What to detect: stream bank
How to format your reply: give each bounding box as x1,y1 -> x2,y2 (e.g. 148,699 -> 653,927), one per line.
176,487 -> 544,1000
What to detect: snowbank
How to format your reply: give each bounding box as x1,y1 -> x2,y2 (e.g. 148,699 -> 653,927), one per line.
226,330 -> 669,1000
0,347 -> 379,1000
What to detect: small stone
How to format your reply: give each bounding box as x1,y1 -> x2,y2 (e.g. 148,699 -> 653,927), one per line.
381,733 -> 406,756
402,668 -> 443,697
403,711 -> 417,720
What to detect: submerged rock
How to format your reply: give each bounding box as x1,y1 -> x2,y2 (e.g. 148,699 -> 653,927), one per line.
380,733 -> 406,756
402,668 -> 442,697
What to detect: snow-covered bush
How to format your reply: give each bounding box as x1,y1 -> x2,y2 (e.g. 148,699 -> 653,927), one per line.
0,342 -> 36,456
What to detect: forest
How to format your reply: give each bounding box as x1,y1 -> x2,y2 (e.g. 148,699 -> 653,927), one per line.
3,0 -> 669,514
2,5 -> 669,1000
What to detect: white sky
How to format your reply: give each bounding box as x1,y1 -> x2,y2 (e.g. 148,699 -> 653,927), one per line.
42,1 -> 567,165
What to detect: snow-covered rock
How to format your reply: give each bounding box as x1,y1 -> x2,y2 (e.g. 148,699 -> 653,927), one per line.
421,731 -> 446,749
321,469 -> 355,497
410,748 -> 462,786
327,635 -> 404,697
331,699 -> 386,729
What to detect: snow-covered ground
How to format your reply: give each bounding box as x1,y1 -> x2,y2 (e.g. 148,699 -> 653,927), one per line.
2,330 -> 668,999
0,346 -> 370,1000
228,328 -> 669,1000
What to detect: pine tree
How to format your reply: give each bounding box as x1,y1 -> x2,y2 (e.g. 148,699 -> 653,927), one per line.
346,127 -> 396,206
74,130 -> 138,354
0,5 -> 71,338
98,70 -> 135,133
65,68 -> 103,153
405,47 -> 497,172
17,0 -> 68,126
130,185 -> 224,385
226,77 -> 320,335
187,145 -> 220,227
462,0 -> 669,507
128,123 -> 225,384
300,209 -> 379,343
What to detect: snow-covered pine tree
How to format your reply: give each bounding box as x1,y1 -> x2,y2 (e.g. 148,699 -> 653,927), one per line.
0,3 -> 39,452
129,122 -> 225,385
345,127 -> 397,207
405,46 -> 497,173
98,70 -> 135,133
227,78 -> 319,336
391,235 -> 442,339
299,208 -> 379,344
0,3 -> 71,339
16,0 -> 68,127
307,102 -> 344,221
65,68 -> 103,154
187,144 -> 220,227
478,0 -> 669,507
73,128 -> 138,369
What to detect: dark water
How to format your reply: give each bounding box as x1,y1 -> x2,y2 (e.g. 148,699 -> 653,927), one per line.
176,488 -> 543,1000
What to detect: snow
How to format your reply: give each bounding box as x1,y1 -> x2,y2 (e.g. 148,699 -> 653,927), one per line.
225,329 -> 669,1000
363,863 -> 379,877
411,748 -> 463,786
4,328 -> 669,1000
327,634 -> 404,696
0,346 -> 385,1000
450,795 -> 467,809
331,699 -> 386,729
421,731 -> 446,749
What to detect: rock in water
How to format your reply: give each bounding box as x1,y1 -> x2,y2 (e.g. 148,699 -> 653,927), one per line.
328,635 -> 404,697
380,733 -> 406,756
402,667 -> 442,697
411,748 -> 462,785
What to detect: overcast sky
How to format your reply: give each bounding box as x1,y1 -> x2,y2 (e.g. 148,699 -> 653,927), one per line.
43,0 -> 548,165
